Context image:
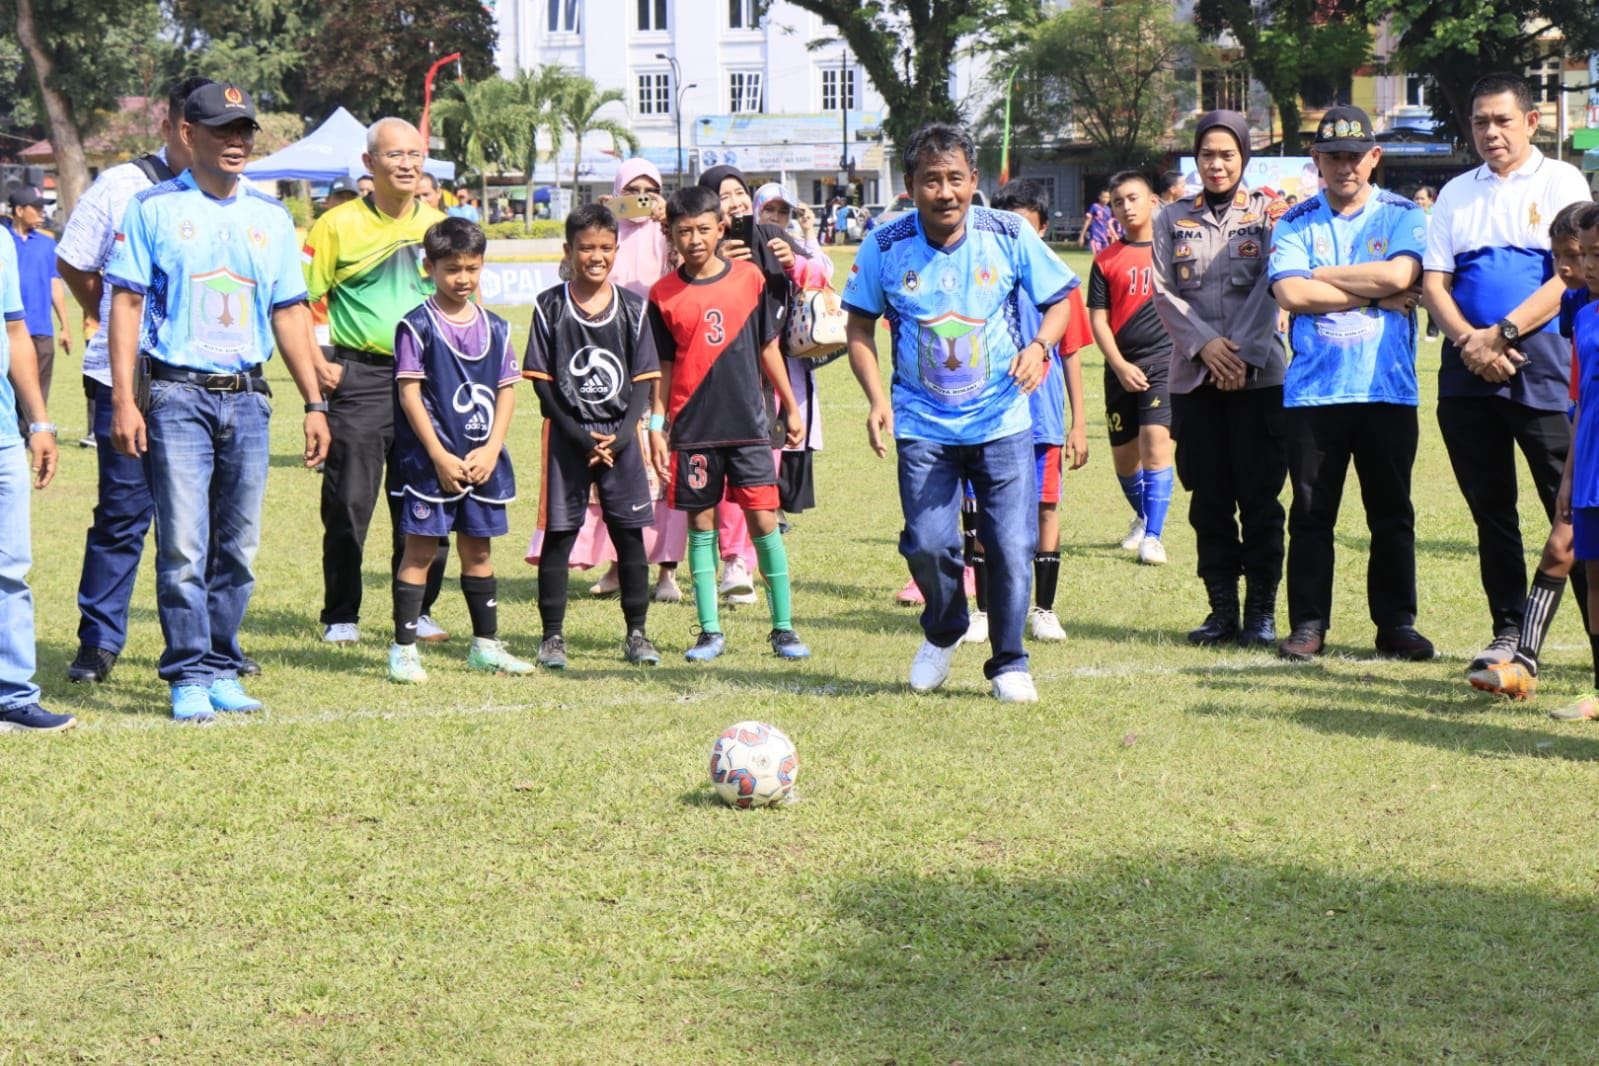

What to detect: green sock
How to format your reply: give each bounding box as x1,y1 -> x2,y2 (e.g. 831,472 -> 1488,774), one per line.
688,529 -> 721,634
753,529 -> 793,632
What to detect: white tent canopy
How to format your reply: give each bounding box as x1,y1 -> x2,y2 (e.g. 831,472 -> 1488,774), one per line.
245,107 -> 455,183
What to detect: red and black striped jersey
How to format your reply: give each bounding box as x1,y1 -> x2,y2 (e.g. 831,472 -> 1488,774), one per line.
1087,240 -> 1172,361
648,257 -> 779,448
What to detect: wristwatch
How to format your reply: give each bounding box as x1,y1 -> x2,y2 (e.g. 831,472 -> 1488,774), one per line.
1496,318 -> 1521,344
27,422 -> 56,436
304,402 -> 329,414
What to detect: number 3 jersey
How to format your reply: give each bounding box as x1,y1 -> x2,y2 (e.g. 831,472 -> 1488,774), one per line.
647,257 -> 779,449
391,298 -> 520,504
523,281 -> 662,433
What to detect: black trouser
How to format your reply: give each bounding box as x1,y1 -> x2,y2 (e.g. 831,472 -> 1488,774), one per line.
1171,384 -> 1287,589
320,357 -> 445,625
1285,403 -> 1418,631
1437,395 -> 1586,636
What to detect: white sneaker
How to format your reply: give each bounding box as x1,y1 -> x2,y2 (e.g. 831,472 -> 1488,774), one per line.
322,623 -> 359,645
415,614 -> 449,642
992,671 -> 1039,703
720,557 -> 758,605
1028,606 -> 1067,641
908,639 -> 956,693
1137,536 -> 1167,566
1120,516 -> 1147,551
963,610 -> 989,645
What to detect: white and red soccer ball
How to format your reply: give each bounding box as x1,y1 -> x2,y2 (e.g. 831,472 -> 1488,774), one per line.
708,721 -> 798,808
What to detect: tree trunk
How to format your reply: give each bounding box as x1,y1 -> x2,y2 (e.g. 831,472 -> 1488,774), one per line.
14,0 -> 91,213
1277,96 -> 1302,154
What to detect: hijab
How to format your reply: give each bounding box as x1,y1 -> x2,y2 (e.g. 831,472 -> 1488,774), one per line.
611,158 -> 670,298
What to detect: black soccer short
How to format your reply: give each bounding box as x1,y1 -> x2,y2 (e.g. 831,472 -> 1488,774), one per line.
668,442 -> 778,512
1104,353 -> 1173,447
778,450 -> 816,513
540,427 -> 654,533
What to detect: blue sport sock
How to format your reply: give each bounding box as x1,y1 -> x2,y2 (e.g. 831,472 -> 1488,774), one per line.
1143,466 -> 1174,539
1117,469 -> 1145,519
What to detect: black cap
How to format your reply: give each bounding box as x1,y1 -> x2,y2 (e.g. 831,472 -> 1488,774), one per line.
7,186 -> 44,209
1313,106 -> 1376,154
327,176 -> 358,196
183,83 -> 260,128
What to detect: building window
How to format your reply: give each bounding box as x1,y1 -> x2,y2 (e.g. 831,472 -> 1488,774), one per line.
729,71 -> 764,113
637,0 -> 666,31
1405,72 -> 1430,107
1527,55 -> 1561,104
638,72 -> 671,116
729,0 -> 764,30
1199,69 -> 1247,113
547,0 -> 580,34
821,66 -> 857,111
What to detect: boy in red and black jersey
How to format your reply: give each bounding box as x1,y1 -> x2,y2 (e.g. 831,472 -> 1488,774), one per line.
647,185 -> 809,663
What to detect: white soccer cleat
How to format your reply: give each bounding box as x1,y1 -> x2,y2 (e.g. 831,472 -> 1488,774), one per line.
415,614 -> 449,642
720,557 -> 758,605
322,623 -> 359,645
1120,516 -> 1147,551
908,639 -> 957,693
991,671 -> 1039,703
962,609 -> 989,645
1028,606 -> 1067,641
1137,536 -> 1168,566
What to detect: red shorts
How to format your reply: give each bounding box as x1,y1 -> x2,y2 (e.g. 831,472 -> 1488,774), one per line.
1035,444 -> 1063,505
668,443 -> 779,512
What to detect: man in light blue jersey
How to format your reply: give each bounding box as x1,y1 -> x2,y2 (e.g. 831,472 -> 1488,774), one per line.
843,122 -> 1076,703
1268,105 -> 1435,663
106,83 -> 331,722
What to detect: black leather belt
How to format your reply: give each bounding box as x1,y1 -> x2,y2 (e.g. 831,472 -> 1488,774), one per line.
148,358 -> 269,394
333,345 -> 393,366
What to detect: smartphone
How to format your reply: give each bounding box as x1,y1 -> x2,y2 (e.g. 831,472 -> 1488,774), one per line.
612,194 -> 654,220
728,213 -> 755,247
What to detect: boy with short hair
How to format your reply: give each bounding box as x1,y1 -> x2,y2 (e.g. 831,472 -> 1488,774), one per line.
524,204 -> 663,668
1088,170 -> 1176,566
647,185 -> 810,662
388,217 -> 531,682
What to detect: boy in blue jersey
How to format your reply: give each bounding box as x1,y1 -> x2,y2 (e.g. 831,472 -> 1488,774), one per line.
388,218 -> 532,683
843,123 -> 1076,703
1267,106 -> 1434,662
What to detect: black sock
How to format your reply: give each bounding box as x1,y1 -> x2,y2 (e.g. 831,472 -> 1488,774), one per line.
538,530 -> 577,638
972,551 -> 989,613
1034,551 -> 1060,610
461,573 -> 498,639
421,538 -> 448,615
1589,631 -> 1599,691
1516,569 -> 1565,672
613,525 -> 649,634
393,579 -> 426,645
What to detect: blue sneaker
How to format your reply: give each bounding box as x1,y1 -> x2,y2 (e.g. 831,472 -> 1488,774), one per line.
0,702 -> 76,733
209,677 -> 263,713
172,684 -> 215,723
769,628 -> 811,660
684,630 -> 726,662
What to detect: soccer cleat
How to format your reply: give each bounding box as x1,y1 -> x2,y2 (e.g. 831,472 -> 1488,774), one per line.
720,558 -> 758,605
1277,623 -> 1325,662
1137,536 -> 1167,566
896,576 -> 925,606
908,639 -> 956,693
1375,625 -> 1436,662
76,433 -> 94,449
991,671 -> 1039,703
208,677 -> 263,713
589,564 -> 621,598
1468,660 -> 1536,700
536,635 -> 568,670
1468,632 -> 1519,672
415,615 -> 449,643
0,702 -> 76,733
769,628 -> 811,660
66,646 -> 118,684
171,684 -> 215,723
624,630 -> 661,666
963,610 -> 989,646
1549,693 -> 1599,721
1028,606 -> 1067,641
1120,516 -> 1147,551
322,623 -> 359,645
684,630 -> 727,662
652,571 -> 683,603
467,637 -> 535,676
387,642 -> 429,684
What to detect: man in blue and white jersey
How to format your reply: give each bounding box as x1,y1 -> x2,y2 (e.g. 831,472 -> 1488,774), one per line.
105,82 -> 331,722
1421,72 -> 1594,671
1268,105 -> 1434,663
842,122 -> 1076,703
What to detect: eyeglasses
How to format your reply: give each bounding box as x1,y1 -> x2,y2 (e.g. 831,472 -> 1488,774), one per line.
381,150 -> 426,163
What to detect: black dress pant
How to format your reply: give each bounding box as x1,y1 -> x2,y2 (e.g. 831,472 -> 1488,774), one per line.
1436,395 -> 1586,636
320,358 -> 445,625
1171,384 -> 1287,589
1285,403 -> 1418,631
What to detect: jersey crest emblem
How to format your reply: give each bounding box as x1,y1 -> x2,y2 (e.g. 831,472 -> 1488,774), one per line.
938,269 -> 960,293
411,500 -> 432,520
903,269 -> 920,292
1366,236 -> 1387,257
452,381 -> 497,443
973,263 -> 997,288
568,345 -> 625,405
189,268 -> 256,357
248,226 -> 268,249
179,219 -> 196,241
915,310 -> 988,405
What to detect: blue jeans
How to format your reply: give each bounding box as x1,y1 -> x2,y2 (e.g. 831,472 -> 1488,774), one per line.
76,380 -> 156,653
898,429 -> 1037,679
0,439 -> 40,707
145,381 -> 271,686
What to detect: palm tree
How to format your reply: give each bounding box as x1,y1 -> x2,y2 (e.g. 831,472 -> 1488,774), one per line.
430,77 -> 521,218
507,65 -> 574,232
554,75 -> 640,204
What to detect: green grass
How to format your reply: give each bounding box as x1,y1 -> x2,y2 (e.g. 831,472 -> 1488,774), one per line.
7,248 -> 1599,1062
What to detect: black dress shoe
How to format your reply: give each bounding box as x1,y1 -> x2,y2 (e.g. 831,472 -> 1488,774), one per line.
66,646 -> 118,683
1187,611 -> 1240,646
238,653 -> 262,677
1238,612 -> 1277,648
1278,623 -> 1325,662
1375,625 -> 1435,661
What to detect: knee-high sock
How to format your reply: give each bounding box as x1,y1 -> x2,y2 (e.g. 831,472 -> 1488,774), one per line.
1034,552 -> 1060,611
393,579 -> 426,646
1516,569 -> 1565,671
460,574 -> 498,639
612,525 -> 649,634
1118,469 -> 1145,519
753,528 -> 793,632
538,529 -> 578,637
1142,466 -> 1174,539
688,529 -> 722,633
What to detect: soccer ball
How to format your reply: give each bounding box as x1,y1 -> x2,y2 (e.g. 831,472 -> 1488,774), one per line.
708,721 -> 799,808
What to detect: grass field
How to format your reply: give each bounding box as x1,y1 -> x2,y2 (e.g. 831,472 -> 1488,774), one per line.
8,247 -> 1599,1063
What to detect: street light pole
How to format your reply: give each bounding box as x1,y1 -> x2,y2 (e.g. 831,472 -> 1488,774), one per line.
656,53 -> 689,188
838,51 -> 850,200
